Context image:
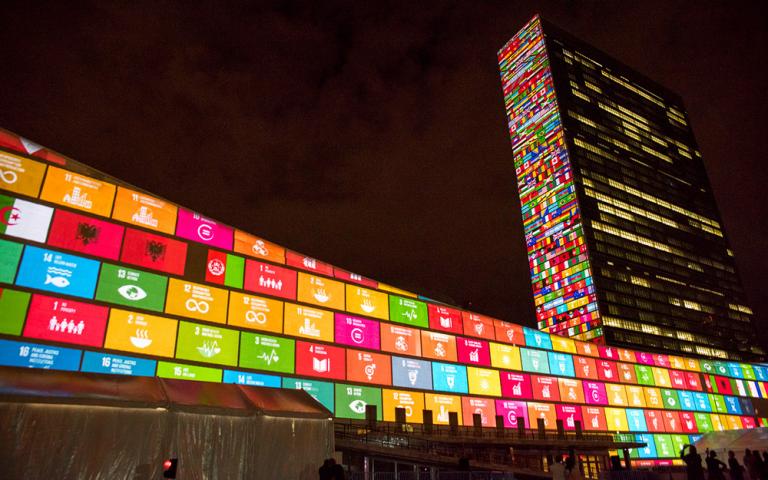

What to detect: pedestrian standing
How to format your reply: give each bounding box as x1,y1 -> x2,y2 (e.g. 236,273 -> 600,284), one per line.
729,451 -> 744,480
682,445 -> 706,480
745,450 -> 756,480
706,451 -> 727,480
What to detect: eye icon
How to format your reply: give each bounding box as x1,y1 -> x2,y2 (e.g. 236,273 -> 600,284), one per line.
118,285 -> 148,301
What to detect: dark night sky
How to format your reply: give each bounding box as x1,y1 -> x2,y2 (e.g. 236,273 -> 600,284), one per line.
0,2 -> 766,348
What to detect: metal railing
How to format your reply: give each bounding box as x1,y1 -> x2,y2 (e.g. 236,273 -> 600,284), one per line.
335,419 -> 627,445
345,472 -> 515,480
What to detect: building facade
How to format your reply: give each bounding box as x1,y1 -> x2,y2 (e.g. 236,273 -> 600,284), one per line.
498,16 -> 760,360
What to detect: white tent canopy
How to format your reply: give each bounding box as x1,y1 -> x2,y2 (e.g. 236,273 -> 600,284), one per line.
694,428 -> 768,457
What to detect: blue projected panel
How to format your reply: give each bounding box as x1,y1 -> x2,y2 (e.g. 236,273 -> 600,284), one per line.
16,246 -> 100,299
0,338 -> 81,370
81,351 -> 156,376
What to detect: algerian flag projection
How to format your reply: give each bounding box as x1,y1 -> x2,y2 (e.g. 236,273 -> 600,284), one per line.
0,194 -> 53,243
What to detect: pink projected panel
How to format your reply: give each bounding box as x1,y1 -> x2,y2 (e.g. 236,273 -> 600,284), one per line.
175,208 -> 233,249
584,381 -> 608,405
495,400 -> 529,428
334,313 -> 380,350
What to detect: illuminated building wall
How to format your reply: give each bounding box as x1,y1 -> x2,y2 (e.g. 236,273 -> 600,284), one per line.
498,16 -> 760,360
498,16 -> 601,342
0,127 -> 767,466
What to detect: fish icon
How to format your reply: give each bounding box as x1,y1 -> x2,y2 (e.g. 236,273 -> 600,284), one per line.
45,275 -> 70,288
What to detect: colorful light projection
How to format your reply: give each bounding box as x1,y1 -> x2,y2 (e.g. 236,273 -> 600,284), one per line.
498,15 -> 600,340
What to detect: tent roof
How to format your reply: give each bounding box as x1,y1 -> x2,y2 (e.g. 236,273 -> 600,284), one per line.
694,428 -> 768,453
0,366 -> 331,419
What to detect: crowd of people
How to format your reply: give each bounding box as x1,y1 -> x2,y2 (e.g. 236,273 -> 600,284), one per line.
681,445 -> 768,480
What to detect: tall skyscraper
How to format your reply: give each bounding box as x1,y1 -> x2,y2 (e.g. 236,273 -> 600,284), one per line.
498,16 -> 760,360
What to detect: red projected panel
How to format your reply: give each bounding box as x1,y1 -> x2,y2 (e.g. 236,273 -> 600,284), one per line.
532,375 -> 560,402
462,397 -> 495,427
669,370 -> 687,389
713,376 -> 734,395
457,338 -> 491,366
556,405 -> 582,430
644,410 -> 665,433
295,341 -> 346,380
462,312 -> 495,341
581,406 -> 607,431
285,251 -> 334,276
47,210 -> 124,260
663,411 -> 682,432
685,372 -> 703,391
23,294 -> 108,347
574,356 -> 598,380
680,412 -> 698,433
346,349 -> 392,386
244,259 -> 297,300
501,372 -> 532,399
333,268 -> 377,288
428,304 -> 463,334
597,360 -> 619,382
120,228 -> 187,276
494,320 -> 524,345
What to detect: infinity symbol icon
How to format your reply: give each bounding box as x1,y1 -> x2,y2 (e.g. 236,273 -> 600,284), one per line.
0,169 -> 18,184
185,299 -> 210,313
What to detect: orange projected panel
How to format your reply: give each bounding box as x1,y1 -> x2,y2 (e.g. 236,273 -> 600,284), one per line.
582,406 -> 607,431
668,355 -> 686,370
490,342 -> 521,370
346,349 -> 392,385
605,408 -> 629,431
227,291 -> 283,334
725,415 -> 742,431
618,363 -> 638,384
644,387 -> 663,409
558,378 -> 584,403
467,367 -> 501,397
552,336 -> 576,354
421,331 -> 457,362
233,230 -> 285,264
494,320 -> 524,345
627,385 -> 647,408
380,324 -> 422,357
40,166 -> 116,217
283,303 -> 334,342
112,186 -> 178,234
165,278 -> 228,324
462,397 -> 496,427
104,308 -> 178,358
528,402 -> 556,430
425,393 -> 462,425
383,389 -> 424,423
346,285 -> 388,320
297,272 -> 345,310
607,384 -> 628,406
683,358 -> 700,372
0,151 -> 47,197
575,340 -> 600,357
